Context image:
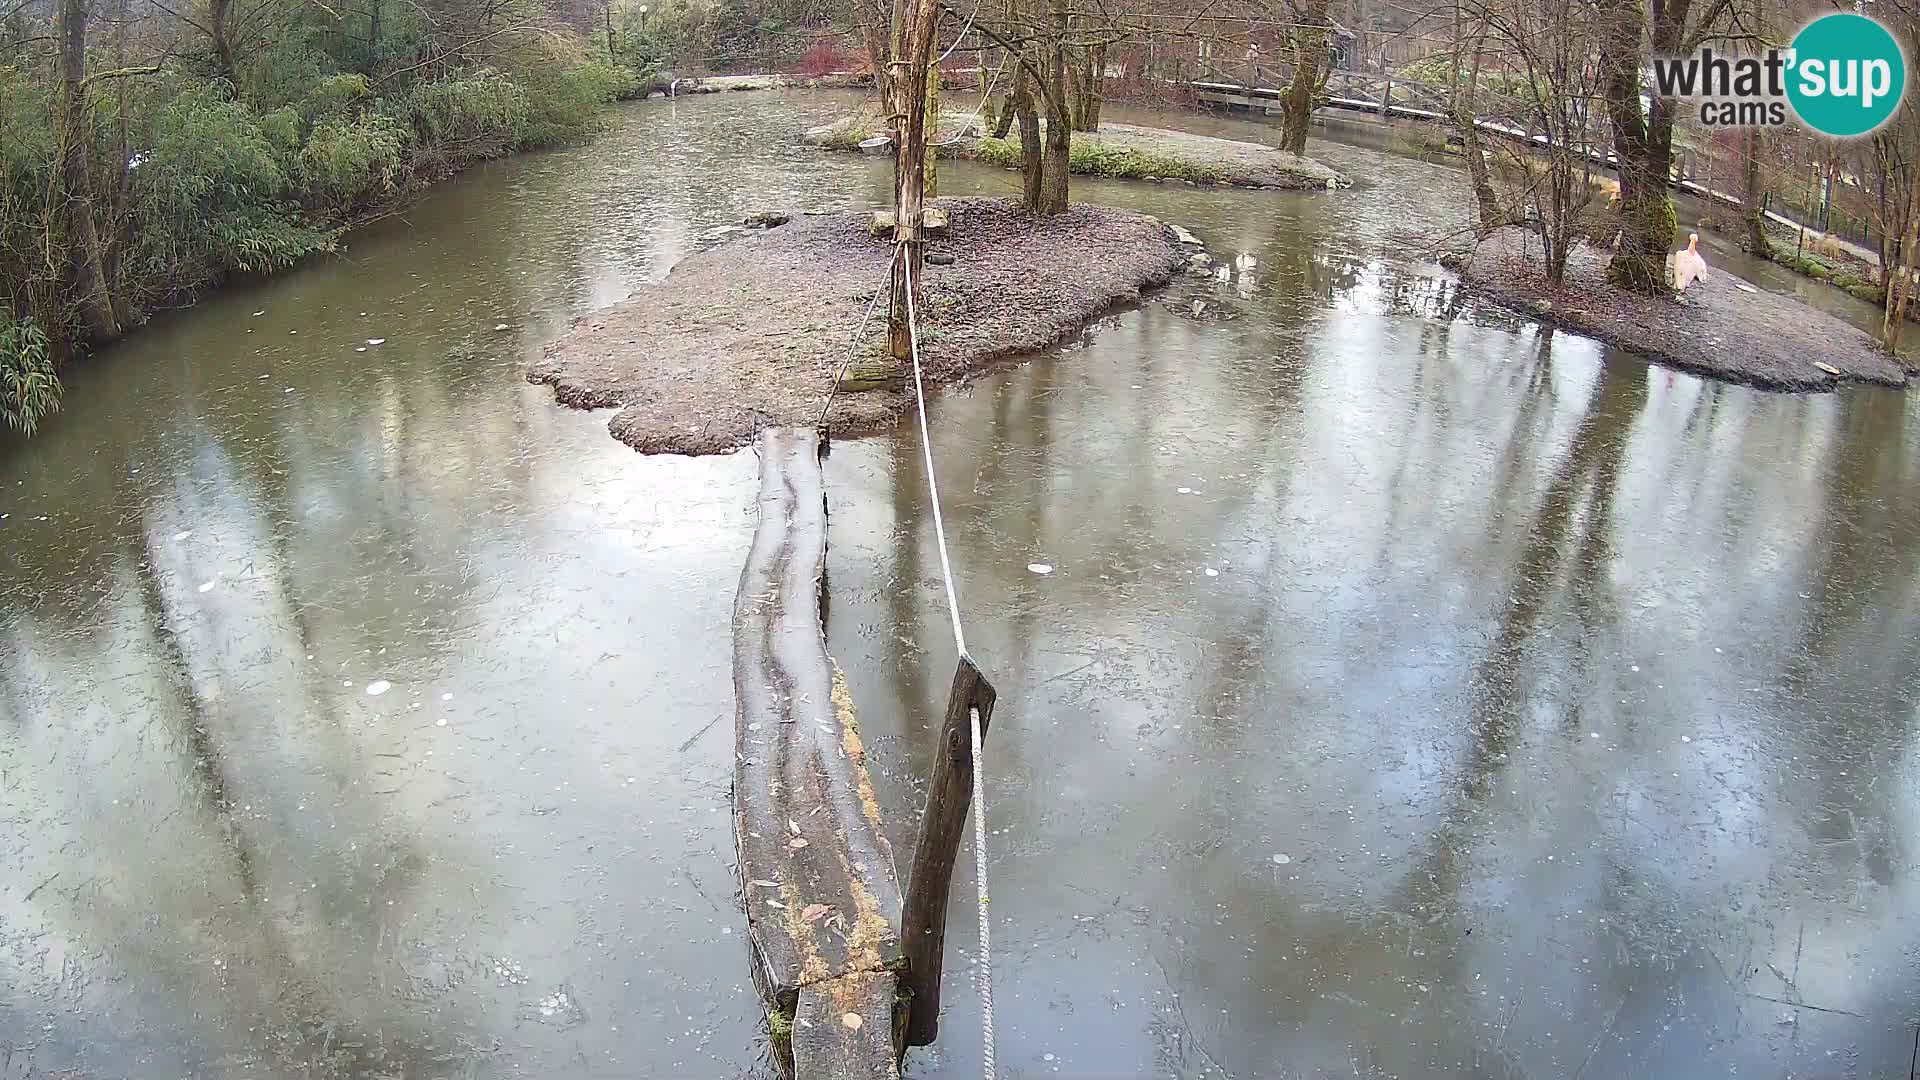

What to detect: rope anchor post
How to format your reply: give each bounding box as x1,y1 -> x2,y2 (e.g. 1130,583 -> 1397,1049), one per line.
901,655 -> 997,1048
897,253 -> 998,1077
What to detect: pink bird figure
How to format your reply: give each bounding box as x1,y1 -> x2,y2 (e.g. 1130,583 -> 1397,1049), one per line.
1671,232 -> 1709,292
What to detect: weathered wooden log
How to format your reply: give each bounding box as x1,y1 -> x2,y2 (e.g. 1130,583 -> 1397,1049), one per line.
899,655 -> 998,1047
794,972 -> 904,1079
734,427 -> 905,1078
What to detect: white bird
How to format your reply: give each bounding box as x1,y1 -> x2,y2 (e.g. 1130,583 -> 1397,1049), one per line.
1671,232 -> 1709,292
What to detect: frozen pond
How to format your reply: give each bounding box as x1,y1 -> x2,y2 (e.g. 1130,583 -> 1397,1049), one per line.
3,90 -> 1917,1078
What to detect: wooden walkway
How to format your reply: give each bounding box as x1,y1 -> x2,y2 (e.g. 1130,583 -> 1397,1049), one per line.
733,427 -> 904,1078
1189,68 -> 1814,231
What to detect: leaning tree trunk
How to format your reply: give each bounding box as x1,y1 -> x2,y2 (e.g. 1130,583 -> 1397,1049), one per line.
991,89 -> 1016,137
1741,128 -> 1771,257
1457,43 -> 1503,235
980,50 -> 1013,137
990,53 -> 1017,138
1279,0 -> 1330,155
1598,0 -> 1673,293
57,0 -> 118,344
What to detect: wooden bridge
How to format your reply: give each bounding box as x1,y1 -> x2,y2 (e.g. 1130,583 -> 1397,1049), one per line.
1187,64 -> 1832,240
1191,67 -> 1459,125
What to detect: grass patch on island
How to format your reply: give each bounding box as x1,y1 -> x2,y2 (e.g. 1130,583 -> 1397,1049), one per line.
973,135 -> 1234,183
815,120 -> 875,152
1768,249 -> 1886,303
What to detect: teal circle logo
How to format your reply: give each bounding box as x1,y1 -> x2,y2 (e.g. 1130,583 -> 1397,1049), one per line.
1786,13 -> 1907,137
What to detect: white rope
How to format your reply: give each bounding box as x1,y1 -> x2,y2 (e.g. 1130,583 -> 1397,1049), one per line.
967,703 -> 995,1080
936,0 -> 982,64
902,256 -> 968,658
902,254 -> 995,1080
817,247 -> 900,426
932,61 -> 1005,147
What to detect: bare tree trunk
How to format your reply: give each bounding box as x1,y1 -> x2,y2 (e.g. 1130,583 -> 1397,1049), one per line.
855,0 -> 894,115
1456,35 -> 1502,235
1038,94 -> 1069,214
1034,0 -> 1071,216
1013,60 -> 1042,209
1075,42 -> 1104,131
1066,43 -> 1105,131
991,84 -> 1016,136
883,0 -> 906,122
369,0 -> 382,48
103,0 -> 131,326
209,0 -> 236,78
1354,0 -> 1370,67
885,0 -> 939,361
989,50 -> 1016,137
1065,47 -> 1085,127
1279,0 -> 1330,155
1545,194 -> 1568,283
1886,182 -> 1918,348
1742,127 -> 1771,257
57,0 -> 118,343
1598,0 -> 1672,292
924,56 -> 939,197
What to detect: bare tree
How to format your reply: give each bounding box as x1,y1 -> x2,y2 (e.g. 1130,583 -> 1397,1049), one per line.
1594,0 -> 1739,292
1461,0 -> 1608,282
885,0 -> 939,359
1449,5 -> 1504,233
1862,0 -> 1918,345
1740,127 -> 1770,257
57,0 -> 120,341
968,0 -> 1074,215
1278,0 -> 1331,153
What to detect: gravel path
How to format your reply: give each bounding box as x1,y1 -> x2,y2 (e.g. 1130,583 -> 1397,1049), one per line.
1456,227 -> 1909,391
529,197 -> 1183,454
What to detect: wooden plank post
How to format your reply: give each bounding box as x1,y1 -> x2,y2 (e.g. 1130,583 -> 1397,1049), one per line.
899,655 -> 998,1047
